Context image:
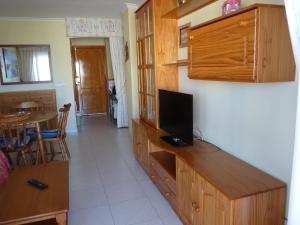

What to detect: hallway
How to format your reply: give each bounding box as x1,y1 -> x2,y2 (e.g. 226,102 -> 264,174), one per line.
67,116 -> 183,225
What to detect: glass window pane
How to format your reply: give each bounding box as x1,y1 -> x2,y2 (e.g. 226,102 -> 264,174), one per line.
151,69 -> 155,95
149,5 -> 153,34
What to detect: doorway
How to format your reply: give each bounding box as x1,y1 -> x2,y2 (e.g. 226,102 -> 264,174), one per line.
71,44 -> 108,114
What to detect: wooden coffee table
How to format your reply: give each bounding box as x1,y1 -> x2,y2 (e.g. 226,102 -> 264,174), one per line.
0,161 -> 69,225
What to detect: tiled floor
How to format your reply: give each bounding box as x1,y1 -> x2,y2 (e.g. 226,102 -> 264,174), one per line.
67,116 -> 183,225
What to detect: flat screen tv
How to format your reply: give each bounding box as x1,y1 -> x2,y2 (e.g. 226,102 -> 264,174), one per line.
159,89 -> 193,146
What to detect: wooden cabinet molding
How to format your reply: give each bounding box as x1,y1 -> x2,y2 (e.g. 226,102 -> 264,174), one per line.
188,4 -> 295,82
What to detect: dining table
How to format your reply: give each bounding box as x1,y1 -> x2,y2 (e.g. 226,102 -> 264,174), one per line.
0,111 -> 58,164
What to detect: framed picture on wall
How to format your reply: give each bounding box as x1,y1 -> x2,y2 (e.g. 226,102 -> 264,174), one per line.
179,23 -> 191,48
0,47 -> 21,84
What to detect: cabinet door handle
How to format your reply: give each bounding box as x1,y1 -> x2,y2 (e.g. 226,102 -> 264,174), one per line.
189,35 -> 194,40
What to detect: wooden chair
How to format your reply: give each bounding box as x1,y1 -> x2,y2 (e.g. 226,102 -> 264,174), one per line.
14,101 -> 44,112
41,103 -> 71,161
0,122 -> 35,166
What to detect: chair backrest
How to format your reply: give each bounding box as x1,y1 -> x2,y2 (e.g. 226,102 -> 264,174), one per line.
57,103 -> 71,138
0,122 -> 30,153
14,101 -> 44,112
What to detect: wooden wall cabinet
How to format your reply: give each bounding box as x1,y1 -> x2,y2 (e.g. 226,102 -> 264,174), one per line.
136,0 -> 178,128
188,4 -> 295,82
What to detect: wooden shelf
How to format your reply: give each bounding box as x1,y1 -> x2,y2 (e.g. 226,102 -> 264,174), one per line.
150,151 -> 176,180
162,0 -> 217,19
163,59 -> 188,67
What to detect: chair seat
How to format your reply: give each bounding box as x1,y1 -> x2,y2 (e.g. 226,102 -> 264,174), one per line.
0,136 -> 31,150
41,130 -> 58,139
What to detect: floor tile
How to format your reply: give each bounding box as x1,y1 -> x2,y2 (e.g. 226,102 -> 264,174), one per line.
129,164 -> 150,182
68,206 -> 114,225
70,187 -> 108,211
105,180 -> 145,204
69,172 -> 103,191
147,190 -> 175,219
131,218 -> 164,225
110,198 -> 158,225
161,213 -> 184,225
100,166 -> 136,187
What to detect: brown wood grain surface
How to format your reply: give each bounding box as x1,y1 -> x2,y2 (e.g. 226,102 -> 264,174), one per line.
73,46 -> 108,114
188,4 -> 295,82
0,161 -> 69,224
0,90 -> 57,114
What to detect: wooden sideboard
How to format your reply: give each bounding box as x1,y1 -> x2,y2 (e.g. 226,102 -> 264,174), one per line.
132,119 -> 286,225
0,89 -> 57,113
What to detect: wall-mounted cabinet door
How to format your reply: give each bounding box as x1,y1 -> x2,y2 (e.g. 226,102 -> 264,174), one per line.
189,9 -> 256,82
176,158 -> 194,225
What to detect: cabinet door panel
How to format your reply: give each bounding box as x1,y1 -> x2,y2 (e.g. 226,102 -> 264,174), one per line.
193,174 -> 231,225
177,158 -> 194,225
189,9 -> 256,82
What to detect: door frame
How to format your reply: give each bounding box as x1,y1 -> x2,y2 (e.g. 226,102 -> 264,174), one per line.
71,45 -> 109,114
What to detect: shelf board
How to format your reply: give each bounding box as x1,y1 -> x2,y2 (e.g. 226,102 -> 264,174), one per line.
163,59 -> 188,67
150,151 -> 176,180
162,0 -> 217,19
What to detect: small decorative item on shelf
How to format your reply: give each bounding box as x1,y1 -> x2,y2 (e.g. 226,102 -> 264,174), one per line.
178,0 -> 188,6
222,0 -> 241,15
179,23 -> 191,48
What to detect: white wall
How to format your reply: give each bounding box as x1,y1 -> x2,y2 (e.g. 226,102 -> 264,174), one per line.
285,0 -> 300,223
123,5 -> 139,133
178,0 -> 298,212
0,19 -> 77,132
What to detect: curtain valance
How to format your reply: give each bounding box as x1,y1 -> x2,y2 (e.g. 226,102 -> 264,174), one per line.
66,18 -> 123,37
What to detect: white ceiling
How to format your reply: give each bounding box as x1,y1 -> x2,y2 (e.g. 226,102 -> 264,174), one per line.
0,0 -> 144,19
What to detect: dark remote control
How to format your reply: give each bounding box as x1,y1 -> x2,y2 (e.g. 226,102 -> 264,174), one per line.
28,179 -> 48,190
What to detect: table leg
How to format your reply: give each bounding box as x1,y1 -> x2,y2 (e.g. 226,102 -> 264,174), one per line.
36,123 -> 46,163
56,213 -> 67,225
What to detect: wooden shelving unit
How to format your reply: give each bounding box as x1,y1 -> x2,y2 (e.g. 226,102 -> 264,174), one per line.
150,151 -> 176,179
163,59 -> 188,67
162,0 -> 217,19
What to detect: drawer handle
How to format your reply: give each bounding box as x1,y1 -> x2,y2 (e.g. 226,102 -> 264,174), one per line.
151,175 -> 156,179
165,192 -> 171,197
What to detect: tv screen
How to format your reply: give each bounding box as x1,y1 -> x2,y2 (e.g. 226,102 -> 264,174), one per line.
159,89 -> 193,146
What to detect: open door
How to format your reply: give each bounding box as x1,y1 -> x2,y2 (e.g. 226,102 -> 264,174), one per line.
72,46 -> 108,114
